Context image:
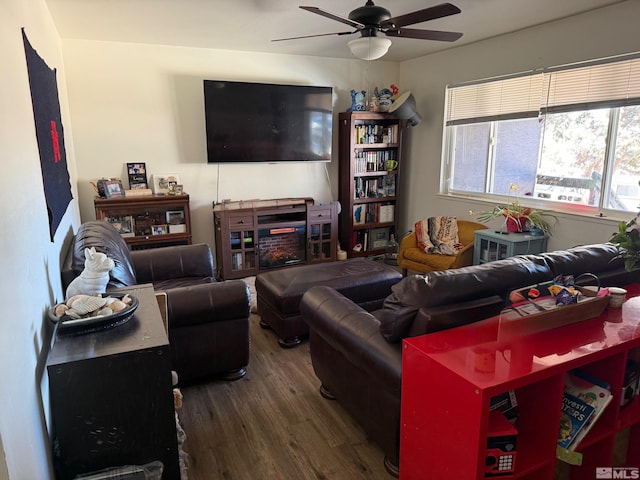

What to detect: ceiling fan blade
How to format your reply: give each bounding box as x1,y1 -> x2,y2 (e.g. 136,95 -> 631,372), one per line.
385,28 -> 463,42
300,6 -> 365,29
272,30 -> 355,42
381,3 -> 461,29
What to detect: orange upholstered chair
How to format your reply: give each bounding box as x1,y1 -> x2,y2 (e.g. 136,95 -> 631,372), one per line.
397,220 -> 487,275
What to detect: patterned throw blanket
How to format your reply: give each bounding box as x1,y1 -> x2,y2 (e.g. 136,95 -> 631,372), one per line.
414,216 -> 463,255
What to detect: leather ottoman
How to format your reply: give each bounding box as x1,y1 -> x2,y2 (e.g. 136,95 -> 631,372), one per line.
256,258 -> 402,347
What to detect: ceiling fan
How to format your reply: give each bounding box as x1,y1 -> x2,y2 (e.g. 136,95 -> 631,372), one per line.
273,1 -> 463,60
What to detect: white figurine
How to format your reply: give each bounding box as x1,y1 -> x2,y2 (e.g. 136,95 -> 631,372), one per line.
65,247 -> 115,298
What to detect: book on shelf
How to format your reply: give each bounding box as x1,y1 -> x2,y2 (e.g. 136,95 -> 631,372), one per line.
558,370 -> 613,450
355,124 -> 397,145
490,390 -> 517,414
562,371 -> 613,449
557,391 -> 596,449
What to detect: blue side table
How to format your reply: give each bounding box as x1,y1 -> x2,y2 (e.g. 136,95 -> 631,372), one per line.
473,229 -> 548,265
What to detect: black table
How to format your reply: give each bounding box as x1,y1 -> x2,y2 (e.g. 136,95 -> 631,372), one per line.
47,284 -> 179,480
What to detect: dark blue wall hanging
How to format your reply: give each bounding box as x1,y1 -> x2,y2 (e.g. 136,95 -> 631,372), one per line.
22,29 -> 73,241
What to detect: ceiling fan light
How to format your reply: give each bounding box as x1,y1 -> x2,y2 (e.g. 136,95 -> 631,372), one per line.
348,37 -> 392,60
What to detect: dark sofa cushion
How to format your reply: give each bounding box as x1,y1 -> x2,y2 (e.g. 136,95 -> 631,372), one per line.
540,243 -> 622,277
379,255 -> 552,342
407,295 -> 505,337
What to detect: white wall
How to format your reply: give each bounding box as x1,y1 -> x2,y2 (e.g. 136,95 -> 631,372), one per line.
398,0 -> 640,251
61,40 -> 399,251
1,0 -> 80,478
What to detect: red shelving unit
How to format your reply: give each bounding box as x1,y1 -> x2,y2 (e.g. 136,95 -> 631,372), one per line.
401,285 -> 640,480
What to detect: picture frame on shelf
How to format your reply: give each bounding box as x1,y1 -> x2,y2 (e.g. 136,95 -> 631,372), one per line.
151,225 -> 168,235
126,162 -> 148,190
152,174 -> 181,195
166,210 -> 185,225
104,179 -> 125,198
353,205 -> 366,225
369,227 -> 390,250
174,184 -> 184,195
106,215 -> 134,237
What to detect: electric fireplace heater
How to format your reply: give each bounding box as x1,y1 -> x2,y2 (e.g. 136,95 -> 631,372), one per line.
258,226 -> 306,269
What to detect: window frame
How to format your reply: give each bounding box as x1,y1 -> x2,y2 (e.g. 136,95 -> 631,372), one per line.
441,52 -> 640,217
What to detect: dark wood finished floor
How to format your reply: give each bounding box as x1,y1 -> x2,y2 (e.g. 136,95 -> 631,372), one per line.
178,314 -> 391,480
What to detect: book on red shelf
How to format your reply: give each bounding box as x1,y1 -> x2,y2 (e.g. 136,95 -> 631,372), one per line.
563,371 -> 613,450
557,391 -> 596,449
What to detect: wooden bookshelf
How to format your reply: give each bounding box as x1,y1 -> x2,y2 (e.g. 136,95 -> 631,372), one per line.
338,112 -> 404,258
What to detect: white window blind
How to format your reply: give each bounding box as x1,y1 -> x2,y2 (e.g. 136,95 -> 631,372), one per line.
542,57 -> 640,113
445,52 -> 640,125
445,73 -> 543,125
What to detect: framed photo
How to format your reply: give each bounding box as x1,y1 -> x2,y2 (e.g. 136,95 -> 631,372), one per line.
152,174 -> 181,195
166,210 -> 185,225
152,224 -> 168,235
174,184 -> 184,195
104,179 -> 125,198
107,215 -> 134,237
127,162 -> 148,189
369,227 -> 390,250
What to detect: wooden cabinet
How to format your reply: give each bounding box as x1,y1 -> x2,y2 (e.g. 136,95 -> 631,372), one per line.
473,230 -> 549,265
47,284 -> 180,480
213,198 -> 338,280
338,112 -> 404,258
307,203 -> 338,264
94,194 -> 191,249
401,285 -> 640,479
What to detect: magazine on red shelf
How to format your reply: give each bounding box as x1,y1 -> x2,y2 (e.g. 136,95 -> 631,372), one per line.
563,371 -> 613,450
558,391 -> 596,449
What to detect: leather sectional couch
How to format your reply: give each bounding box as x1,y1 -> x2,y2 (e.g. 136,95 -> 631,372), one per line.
62,220 -> 251,383
300,243 -> 638,476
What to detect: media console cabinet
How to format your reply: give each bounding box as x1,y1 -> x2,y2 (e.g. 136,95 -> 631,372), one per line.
401,285 -> 640,479
213,198 -> 338,280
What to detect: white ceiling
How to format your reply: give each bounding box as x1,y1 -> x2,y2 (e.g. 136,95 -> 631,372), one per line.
45,0 -> 626,62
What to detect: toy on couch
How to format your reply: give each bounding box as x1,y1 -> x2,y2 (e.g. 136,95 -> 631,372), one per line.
65,247 -> 115,298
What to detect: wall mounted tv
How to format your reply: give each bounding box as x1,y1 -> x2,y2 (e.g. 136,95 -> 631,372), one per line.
203,80 -> 333,163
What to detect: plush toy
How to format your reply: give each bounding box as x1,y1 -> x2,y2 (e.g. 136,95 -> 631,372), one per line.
65,247 -> 115,299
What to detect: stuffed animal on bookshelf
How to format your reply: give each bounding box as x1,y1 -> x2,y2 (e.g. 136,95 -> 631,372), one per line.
65,247 -> 115,299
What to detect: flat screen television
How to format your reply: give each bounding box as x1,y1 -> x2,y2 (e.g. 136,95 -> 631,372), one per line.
203,80 -> 333,163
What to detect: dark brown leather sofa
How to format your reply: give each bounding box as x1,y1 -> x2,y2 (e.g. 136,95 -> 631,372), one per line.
62,220 -> 251,383
300,243 -> 638,476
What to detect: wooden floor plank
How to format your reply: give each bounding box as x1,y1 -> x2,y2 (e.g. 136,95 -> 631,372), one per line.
178,314 -> 390,480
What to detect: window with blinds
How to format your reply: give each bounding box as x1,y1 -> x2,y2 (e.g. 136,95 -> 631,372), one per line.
442,52 -> 640,215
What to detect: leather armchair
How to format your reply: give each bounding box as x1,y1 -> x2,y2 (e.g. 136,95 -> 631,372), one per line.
397,220 -> 487,275
62,220 -> 250,383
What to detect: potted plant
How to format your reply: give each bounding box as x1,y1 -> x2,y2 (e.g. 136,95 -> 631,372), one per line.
475,184 -> 559,235
610,212 -> 640,271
